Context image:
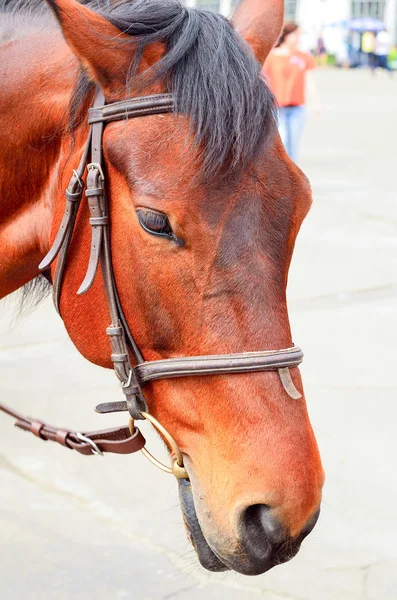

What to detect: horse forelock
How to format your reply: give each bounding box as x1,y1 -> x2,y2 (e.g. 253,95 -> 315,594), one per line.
53,0 -> 275,180
102,0 -> 277,177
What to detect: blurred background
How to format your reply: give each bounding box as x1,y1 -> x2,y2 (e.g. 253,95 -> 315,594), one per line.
189,0 -> 397,68
1,1 -> 396,599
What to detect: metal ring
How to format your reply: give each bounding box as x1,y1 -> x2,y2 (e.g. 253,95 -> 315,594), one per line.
129,413 -> 188,479
76,432 -> 104,457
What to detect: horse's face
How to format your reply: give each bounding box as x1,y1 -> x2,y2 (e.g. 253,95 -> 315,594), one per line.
102,115 -> 323,574
50,0 -> 323,575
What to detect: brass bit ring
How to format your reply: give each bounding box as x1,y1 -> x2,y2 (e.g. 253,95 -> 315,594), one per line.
129,412 -> 188,480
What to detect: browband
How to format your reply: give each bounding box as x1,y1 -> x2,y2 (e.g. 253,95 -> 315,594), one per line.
88,93 -> 174,124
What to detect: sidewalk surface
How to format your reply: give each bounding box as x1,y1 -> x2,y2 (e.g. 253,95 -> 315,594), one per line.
1,69 -> 396,600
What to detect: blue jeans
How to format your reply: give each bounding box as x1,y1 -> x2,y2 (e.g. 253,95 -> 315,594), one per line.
375,55 -> 391,71
278,106 -> 306,163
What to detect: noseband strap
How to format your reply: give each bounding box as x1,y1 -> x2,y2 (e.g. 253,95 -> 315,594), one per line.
135,347 -> 303,384
1,85 -> 303,468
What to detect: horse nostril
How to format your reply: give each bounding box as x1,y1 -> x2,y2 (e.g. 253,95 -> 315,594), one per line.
235,503 -> 322,574
240,504 -> 288,555
235,504 -> 320,574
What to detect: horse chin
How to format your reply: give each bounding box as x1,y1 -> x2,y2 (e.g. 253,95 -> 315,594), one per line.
178,478 -> 229,572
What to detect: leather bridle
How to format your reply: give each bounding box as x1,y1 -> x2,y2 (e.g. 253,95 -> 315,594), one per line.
0,87 -> 304,479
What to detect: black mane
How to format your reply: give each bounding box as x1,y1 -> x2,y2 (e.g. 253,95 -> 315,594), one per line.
2,0 -> 276,179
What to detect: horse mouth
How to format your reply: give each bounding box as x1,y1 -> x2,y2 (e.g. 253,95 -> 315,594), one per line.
178,478 -> 229,572
177,474 -> 315,575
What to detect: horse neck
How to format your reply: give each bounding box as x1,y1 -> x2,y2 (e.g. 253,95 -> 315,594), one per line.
0,30 -> 83,298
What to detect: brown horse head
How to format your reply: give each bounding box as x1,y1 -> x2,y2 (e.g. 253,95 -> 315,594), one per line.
0,0 -> 323,575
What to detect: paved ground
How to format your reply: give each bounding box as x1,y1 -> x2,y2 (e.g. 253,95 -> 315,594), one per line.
1,68 -> 396,600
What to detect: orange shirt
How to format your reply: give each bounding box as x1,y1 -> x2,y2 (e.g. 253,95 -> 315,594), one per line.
263,51 -> 317,107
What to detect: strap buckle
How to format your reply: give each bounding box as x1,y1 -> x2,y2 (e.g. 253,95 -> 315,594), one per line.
87,162 -> 105,180
76,432 -> 104,456
121,369 -> 133,389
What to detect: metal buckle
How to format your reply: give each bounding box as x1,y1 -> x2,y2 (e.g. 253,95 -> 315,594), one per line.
121,369 -> 133,389
76,432 -> 104,456
87,162 -> 105,180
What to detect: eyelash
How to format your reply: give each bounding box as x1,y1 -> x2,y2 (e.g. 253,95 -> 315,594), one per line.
136,209 -> 184,246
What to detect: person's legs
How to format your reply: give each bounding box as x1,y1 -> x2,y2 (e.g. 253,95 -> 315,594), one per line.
379,55 -> 391,72
288,105 -> 306,164
278,107 -> 292,157
369,52 -> 377,71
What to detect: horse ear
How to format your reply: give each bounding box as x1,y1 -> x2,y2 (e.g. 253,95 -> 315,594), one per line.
233,0 -> 284,65
46,0 -> 161,94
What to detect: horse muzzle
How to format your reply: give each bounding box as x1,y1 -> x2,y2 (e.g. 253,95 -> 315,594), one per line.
178,472 -> 321,575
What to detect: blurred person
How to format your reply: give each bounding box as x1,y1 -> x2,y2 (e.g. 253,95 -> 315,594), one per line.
347,30 -> 361,68
374,29 -> 392,74
315,33 -> 327,67
263,22 -> 320,164
361,30 -> 376,68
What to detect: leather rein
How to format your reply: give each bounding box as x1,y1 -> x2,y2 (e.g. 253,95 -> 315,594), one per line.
0,87 -> 304,479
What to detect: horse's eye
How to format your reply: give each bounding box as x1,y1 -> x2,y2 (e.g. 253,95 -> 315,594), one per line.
136,209 -> 183,246
137,209 -> 172,235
